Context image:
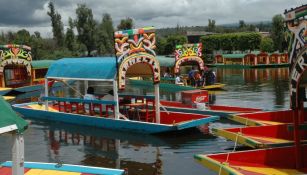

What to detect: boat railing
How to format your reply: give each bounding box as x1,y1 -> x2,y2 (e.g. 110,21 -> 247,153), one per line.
41,96 -> 117,117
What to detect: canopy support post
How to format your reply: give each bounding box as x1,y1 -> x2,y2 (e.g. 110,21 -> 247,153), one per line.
155,83 -> 160,123
113,80 -> 120,120
44,78 -> 49,111
12,133 -> 24,175
84,80 -> 88,95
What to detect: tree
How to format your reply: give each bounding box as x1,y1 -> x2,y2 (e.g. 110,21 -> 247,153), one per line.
271,14 -> 285,52
260,37 -> 274,53
65,17 -> 76,51
47,2 -> 64,47
164,35 -> 187,55
75,4 -> 97,56
97,13 -> 114,55
239,20 -> 246,28
15,29 -> 31,45
208,19 -> 216,32
117,17 -> 134,30
156,36 -> 167,55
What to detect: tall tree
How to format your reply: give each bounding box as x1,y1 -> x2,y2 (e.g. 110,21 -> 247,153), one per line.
75,4 -> 97,56
117,17 -> 134,30
271,14 -> 285,52
260,37 -> 274,53
47,2 -> 64,47
65,17 -> 75,51
15,29 -> 31,45
164,35 -> 187,55
208,19 -> 216,32
97,13 -> 114,55
239,20 -> 246,28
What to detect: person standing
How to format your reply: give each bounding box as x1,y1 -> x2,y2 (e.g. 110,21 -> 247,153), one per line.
188,67 -> 196,86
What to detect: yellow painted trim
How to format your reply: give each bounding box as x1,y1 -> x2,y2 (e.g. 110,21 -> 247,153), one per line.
28,104 -> 58,112
25,169 -> 81,175
213,128 -> 262,148
229,115 -> 265,126
0,87 -> 12,91
195,154 -> 244,175
235,166 -> 305,175
3,96 -> 15,101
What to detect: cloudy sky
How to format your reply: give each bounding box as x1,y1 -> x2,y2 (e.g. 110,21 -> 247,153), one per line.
0,0 -> 304,37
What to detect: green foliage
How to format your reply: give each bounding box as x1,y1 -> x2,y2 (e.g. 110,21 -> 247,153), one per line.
208,19 -> 216,32
260,37 -> 274,53
200,32 -> 262,53
97,13 -> 114,55
75,4 -> 97,56
47,2 -> 64,47
156,36 -> 167,55
65,17 -> 76,51
164,35 -> 187,55
117,17 -> 134,30
271,14 -> 285,52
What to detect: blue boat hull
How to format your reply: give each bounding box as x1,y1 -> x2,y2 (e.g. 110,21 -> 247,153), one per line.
13,103 -> 219,134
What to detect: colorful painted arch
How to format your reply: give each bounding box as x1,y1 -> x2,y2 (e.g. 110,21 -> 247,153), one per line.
174,56 -> 204,73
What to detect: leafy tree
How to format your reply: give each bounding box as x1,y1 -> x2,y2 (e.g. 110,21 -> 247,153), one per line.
239,20 -> 246,28
260,37 -> 274,53
164,35 -> 187,55
156,36 -> 167,55
271,14 -> 285,52
208,19 -> 216,32
65,17 -> 76,51
97,13 -> 114,55
75,4 -> 97,56
117,17 -> 134,30
47,2 -> 64,47
15,29 -> 31,45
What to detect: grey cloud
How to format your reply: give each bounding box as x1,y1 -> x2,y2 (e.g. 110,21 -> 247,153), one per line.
0,0 -> 304,34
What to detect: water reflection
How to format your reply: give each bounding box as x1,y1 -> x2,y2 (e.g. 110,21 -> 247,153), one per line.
3,68 -> 291,175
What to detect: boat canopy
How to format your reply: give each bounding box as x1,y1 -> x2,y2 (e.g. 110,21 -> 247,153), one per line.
156,56 -> 175,67
0,96 -> 28,134
46,57 -> 117,81
31,60 -> 54,69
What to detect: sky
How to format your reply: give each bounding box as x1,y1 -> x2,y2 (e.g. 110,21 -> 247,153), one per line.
0,0 -> 304,37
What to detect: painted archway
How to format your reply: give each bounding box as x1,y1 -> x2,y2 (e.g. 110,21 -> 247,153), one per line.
0,44 -> 32,76
114,27 -> 160,90
174,43 -> 204,73
118,52 -> 160,89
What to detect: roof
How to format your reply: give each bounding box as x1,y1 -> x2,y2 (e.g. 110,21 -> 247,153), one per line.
0,96 -> 28,134
156,56 -> 175,67
222,53 -> 246,59
46,57 -> 117,81
31,60 -> 54,69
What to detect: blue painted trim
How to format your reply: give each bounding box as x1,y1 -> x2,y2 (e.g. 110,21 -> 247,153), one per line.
13,103 -> 218,134
119,94 -> 155,99
2,161 -> 124,175
0,89 -> 11,95
176,116 -> 219,130
42,96 -> 117,105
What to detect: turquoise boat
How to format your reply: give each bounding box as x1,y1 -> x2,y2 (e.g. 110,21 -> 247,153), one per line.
13,57 -> 219,134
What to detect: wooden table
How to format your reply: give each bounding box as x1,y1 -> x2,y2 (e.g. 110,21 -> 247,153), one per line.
123,102 -> 146,120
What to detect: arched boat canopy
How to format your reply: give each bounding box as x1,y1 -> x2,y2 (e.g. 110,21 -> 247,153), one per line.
46,57 -> 117,81
174,43 -> 204,73
0,44 -> 32,75
115,27 -> 160,90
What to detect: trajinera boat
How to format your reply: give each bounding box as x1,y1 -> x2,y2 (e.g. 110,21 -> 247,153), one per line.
0,44 -> 54,95
13,27 -> 219,134
194,5 -> 307,175
0,95 -> 126,175
129,43 -> 225,91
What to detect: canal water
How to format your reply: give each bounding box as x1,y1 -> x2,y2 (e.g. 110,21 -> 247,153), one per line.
0,68 -> 290,175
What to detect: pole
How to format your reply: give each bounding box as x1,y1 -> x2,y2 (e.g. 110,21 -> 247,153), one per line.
113,80 -> 120,120
84,80 -> 88,95
12,133 -> 24,175
154,83 -> 160,123
44,78 -> 49,111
